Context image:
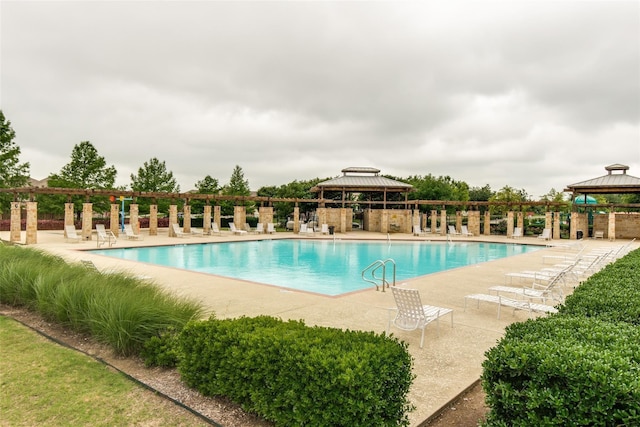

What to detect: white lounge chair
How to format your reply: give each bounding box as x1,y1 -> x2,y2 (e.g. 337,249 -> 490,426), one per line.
321,224 -> 330,235
460,225 -> 473,236
464,293 -> 558,319
210,222 -> 222,236
124,223 -> 143,240
171,223 -> 189,238
448,225 -> 460,236
96,224 -> 117,247
537,228 -> 551,240
387,286 -> 453,348
490,268 -> 568,304
229,222 -> 247,235
65,225 -> 82,243
413,225 -> 427,236
254,223 -> 264,234
300,223 -> 314,235
511,227 -> 523,239
266,223 -> 276,234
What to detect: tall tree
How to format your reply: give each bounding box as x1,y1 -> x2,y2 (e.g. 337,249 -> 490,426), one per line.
0,111 -> 30,213
489,185 -> 530,215
45,141 -> 116,216
130,157 -> 180,214
191,175 -> 220,214
221,165 -> 252,215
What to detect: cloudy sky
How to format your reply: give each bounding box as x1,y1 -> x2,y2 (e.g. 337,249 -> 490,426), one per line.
2,1 -> 638,199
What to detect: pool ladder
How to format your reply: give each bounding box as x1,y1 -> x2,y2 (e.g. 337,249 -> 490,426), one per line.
362,258 -> 396,292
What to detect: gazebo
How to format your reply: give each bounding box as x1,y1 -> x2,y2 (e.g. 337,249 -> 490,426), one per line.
564,164 -> 640,239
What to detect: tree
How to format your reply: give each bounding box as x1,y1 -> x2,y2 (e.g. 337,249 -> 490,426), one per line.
489,185 -> 530,215
44,141 -> 116,216
0,111 -> 30,213
130,157 -> 180,214
220,165 -> 252,215
190,175 -> 220,214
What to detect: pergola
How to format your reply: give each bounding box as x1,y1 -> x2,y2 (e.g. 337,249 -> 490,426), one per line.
564,164 -> 640,206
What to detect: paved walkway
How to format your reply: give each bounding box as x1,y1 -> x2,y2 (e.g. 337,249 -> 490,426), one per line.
4,228 -> 636,426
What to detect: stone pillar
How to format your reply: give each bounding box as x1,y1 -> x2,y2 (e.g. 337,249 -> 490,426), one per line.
506,211 -> 514,238
421,212 -> 427,230
259,206 -> 274,230
468,211 -> 480,236
130,204 -> 139,234
545,212 -> 553,235
608,212 -> 616,241
517,212 -> 524,231
233,206 -> 246,231
316,207 -> 327,228
293,206 -> 300,233
570,211 -> 578,240
430,210 -> 438,234
380,210 -> 389,234
10,201 -> 21,243
169,205 -> 178,237
64,203 -> 75,238
455,211 -> 462,233
412,209 -> 420,230
149,204 -> 158,236
341,208 -> 348,233
484,211 -> 491,236
440,210 -> 447,236
213,205 -> 221,229
183,204 -> 191,233
203,205 -> 212,235
26,201 -> 37,245
82,203 -> 93,241
110,204 -> 120,236
553,212 -> 561,241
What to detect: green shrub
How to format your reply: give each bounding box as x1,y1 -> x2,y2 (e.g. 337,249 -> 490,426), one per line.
482,316 -> 640,426
177,316 -> 415,427
141,328 -> 180,368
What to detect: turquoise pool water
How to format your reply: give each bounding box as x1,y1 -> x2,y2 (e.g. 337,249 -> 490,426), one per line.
91,240 -> 540,296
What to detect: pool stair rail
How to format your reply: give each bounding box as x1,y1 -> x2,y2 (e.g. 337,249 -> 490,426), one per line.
362,258 -> 396,291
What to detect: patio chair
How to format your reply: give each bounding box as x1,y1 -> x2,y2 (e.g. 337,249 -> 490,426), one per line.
300,223 -> 314,235
387,286 -> 453,348
413,225 -> 427,236
96,224 -> 117,247
511,227 -> 523,239
124,223 -> 143,240
321,224 -> 330,235
464,293 -> 558,319
489,268 -> 568,304
171,223 -> 189,238
210,222 -> 222,236
254,223 -> 264,234
537,228 -> 551,240
64,225 -> 82,243
266,223 -> 276,234
229,222 -> 247,235
448,225 -> 460,236
460,225 -> 473,236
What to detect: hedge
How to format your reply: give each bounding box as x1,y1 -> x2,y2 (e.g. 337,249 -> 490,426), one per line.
177,316 -> 415,427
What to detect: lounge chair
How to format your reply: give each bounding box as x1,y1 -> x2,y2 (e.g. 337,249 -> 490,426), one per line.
321,224 -> 330,235
489,268 -> 568,304
266,223 -> 276,234
210,222 -> 222,236
413,225 -> 427,236
300,223 -> 314,235
254,223 -> 264,234
171,223 -> 189,238
448,225 -> 460,236
96,224 -> 117,247
511,227 -> 523,239
124,223 -> 143,240
460,225 -> 473,236
464,293 -> 558,319
537,228 -> 551,240
65,225 -> 82,243
593,230 -> 604,239
387,286 -> 453,348
229,222 -> 247,235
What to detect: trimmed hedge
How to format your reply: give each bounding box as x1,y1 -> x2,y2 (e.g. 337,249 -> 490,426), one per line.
482,316 -> 640,426
482,248 -> 640,426
177,316 -> 415,427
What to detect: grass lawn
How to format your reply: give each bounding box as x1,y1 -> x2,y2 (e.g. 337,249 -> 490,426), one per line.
0,316 -> 209,426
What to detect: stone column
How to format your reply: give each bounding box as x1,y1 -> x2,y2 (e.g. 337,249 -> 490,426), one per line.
10,201 -> 21,243
380,210 -> 389,234
553,212 -> 561,240
64,203 -> 75,238
233,206 -> 246,231
82,203 -> 93,241
440,210 -> 447,236
259,206 -> 274,231
169,205 -> 178,237
506,211 -> 514,238
430,210 -> 438,234
570,212 -> 579,240
455,211 -> 462,233
421,212 -> 427,230
545,212 -> 553,235
110,204 -> 120,236
213,205 -> 221,229
130,204 -> 139,234
341,208 -> 349,233
293,206 -> 300,233
484,211 -> 491,236
316,207 -> 327,228
149,204 -> 158,236
608,212 -> 616,241
517,212 -> 524,231
468,211 -> 480,236
26,201 -> 37,245
203,205 -> 212,235
183,204 -> 191,233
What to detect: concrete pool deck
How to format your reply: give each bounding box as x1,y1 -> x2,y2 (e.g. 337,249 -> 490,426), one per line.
4,228 -> 637,426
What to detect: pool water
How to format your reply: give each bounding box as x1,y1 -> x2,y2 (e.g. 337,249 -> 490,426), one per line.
92,240 -> 540,296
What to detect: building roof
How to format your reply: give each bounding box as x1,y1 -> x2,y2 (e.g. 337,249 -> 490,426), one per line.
313,167 -> 413,191
565,164 -> 640,194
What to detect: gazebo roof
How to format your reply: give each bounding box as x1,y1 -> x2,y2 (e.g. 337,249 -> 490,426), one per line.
565,164 -> 640,194
313,167 -> 413,192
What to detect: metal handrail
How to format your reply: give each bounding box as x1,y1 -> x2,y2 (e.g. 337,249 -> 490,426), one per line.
361,258 -> 396,291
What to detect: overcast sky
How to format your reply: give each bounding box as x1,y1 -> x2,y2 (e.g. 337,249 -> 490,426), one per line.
2,1 -> 639,199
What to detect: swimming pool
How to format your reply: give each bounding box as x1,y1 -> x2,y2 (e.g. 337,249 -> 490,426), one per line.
91,240 -> 540,296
